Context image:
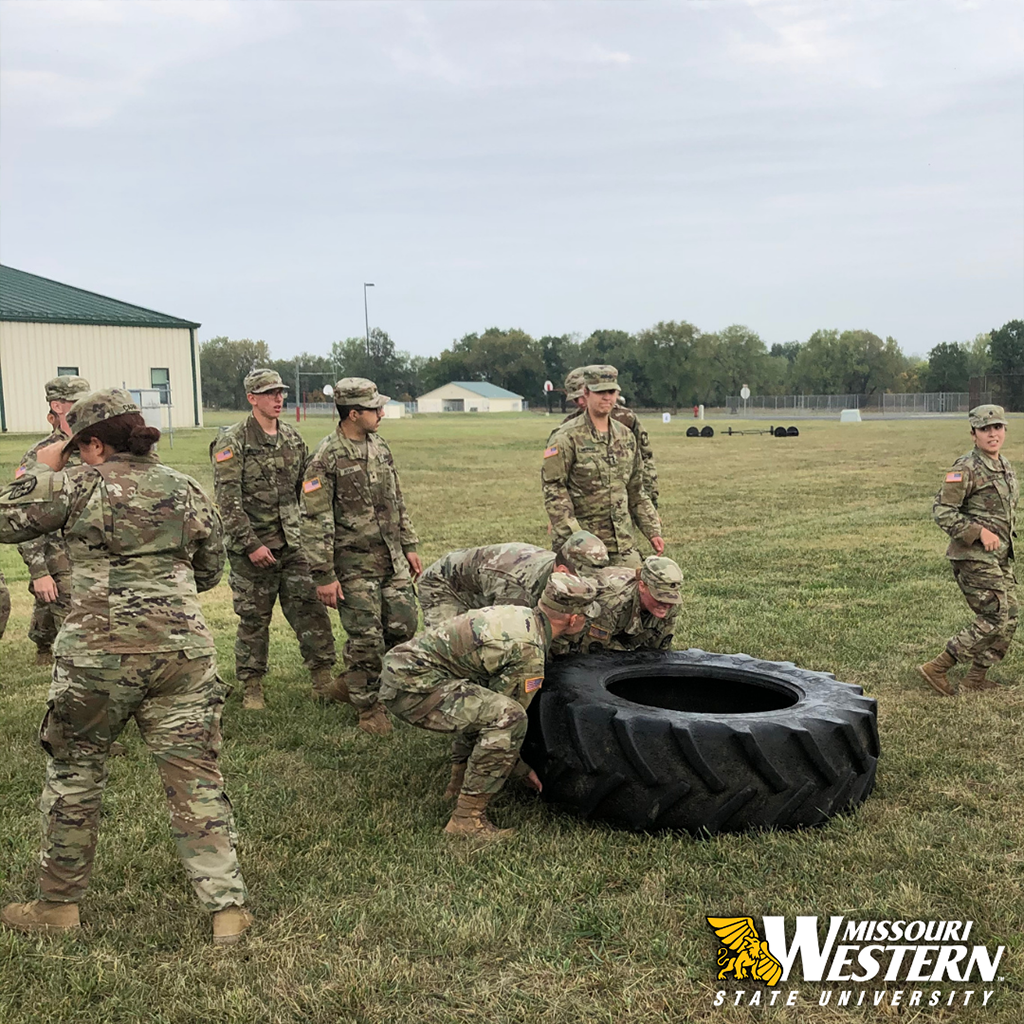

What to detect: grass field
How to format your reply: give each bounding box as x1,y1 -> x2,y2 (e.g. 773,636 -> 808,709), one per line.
1,410 -> 1021,1023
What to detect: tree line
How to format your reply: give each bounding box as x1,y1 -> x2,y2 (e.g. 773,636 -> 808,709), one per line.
199,319 -> 1024,411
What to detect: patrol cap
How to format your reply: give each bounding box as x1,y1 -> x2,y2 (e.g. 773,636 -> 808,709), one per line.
564,367 -> 586,401
63,388 -> 141,451
559,530 -> 609,575
45,376 -> 91,404
582,364 -> 620,393
540,572 -> 600,618
969,404 -> 1008,429
640,556 -> 684,605
333,377 -> 389,408
244,368 -> 288,394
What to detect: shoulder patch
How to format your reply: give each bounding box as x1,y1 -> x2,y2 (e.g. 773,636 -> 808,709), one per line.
214,448 -> 234,463
544,445 -> 559,458
3,476 -> 38,500
524,676 -> 544,693
303,477 -> 323,494
14,465 -> 26,479
588,625 -> 610,640
945,472 -> 963,483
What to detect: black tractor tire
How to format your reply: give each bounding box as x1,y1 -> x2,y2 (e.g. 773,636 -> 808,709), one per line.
700,425 -> 715,438
774,426 -> 789,437
787,425 -> 800,436
686,426 -> 700,437
522,649 -> 879,835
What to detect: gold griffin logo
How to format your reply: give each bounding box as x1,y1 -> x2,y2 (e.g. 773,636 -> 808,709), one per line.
707,917 -> 784,987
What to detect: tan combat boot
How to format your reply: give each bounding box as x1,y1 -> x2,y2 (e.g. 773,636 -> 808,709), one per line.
444,793 -> 514,839
357,702 -> 392,736
109,741 -> 127,757
1,900 -> 81,934
444,762 -> 468,800
310,667 -> 334,702
918,650 -> 957,697
212,906 -> 253,946
961,664 -> 998,692
314,669 -> 351,705
242,678 -> 266,710
34,647 -> 53,667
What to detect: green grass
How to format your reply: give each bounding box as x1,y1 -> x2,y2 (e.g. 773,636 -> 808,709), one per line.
1,411 -> 1022,1023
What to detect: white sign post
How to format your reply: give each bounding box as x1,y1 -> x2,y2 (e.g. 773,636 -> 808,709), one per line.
740,384 -> 750,416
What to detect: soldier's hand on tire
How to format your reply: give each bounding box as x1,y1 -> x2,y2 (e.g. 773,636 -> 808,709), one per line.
32,575 -> 59,603
317,581 -> 344,608
980,528 -> 1001,552
524,770 -> 543,794
248,545 -> 277,568
651,536 -> 665,555
406,552 -> 423,580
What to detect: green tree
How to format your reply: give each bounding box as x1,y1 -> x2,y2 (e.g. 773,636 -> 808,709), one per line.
923,342 -> 970,393
330,331 -> 421,399
634,321 -> 708,411
580,330 -> 650,406
705,325 -> 771,405
199,337 -> 272,410
988,319 -> 1024,410
420,328 -> 546,403
792,329 -> 908,396
269,352 -> 336,403
966,332 -> 991,380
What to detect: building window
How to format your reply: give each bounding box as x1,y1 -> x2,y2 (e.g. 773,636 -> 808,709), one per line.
151,368 -> 170,405
57,366 -> 79,376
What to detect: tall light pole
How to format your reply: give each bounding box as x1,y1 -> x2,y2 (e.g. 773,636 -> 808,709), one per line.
363,282 -> 375,357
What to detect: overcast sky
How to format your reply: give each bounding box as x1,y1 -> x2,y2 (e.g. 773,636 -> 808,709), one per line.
1,0 -> 1021,361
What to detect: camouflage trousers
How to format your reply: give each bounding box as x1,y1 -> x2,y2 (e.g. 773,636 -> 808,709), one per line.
607,548 -> 643,569
0,569 -> 10,640
228,547 -> 336,682
336,575 -> 418,710
379,675 -> 528,797
28,571 -> 71,651
37,650 -> 247,911
418,576 -> 534,629
946,559 -> 1019,667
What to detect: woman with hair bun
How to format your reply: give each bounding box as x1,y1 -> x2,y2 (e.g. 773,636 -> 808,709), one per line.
0,388 -> 251,945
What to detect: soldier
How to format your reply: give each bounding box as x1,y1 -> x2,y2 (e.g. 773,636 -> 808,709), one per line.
0,570 -> 10,639
379,573 -> 598,838
0,389 -> 250,945
542,364 -> 664,569
211,368 -> 336,710
553,555 -> 684,656
554,366 -> 660,508
17,375 -> 91,664
418,529 -> 609,628
301,377 -> 422,736
919,404 -> 1018,696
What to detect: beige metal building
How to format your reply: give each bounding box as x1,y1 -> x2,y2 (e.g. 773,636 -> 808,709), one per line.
0,265 -> 204,434
416,381 -> 524,413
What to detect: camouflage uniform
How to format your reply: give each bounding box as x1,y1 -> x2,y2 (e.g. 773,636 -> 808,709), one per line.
301,378 -> 419,711
17,376 -> 91,655
543,366 -> 661,569
933,419 -> 1019,669
554,367 -> 659,507
380,574 -> 599,798
553,556 -> 683,655
211,370 -> 335,686
0,389 -> 246,913
419,531 -> 609,627
0,570 -> 10,639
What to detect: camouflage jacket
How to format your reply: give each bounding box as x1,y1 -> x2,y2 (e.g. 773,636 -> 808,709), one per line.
0,569 -> 9,640
0,453 -> 224,655
421,543 -> 557,608
210,415 -> 307,554
300,428 -> 418,585
381,605 -> 552,710
542,412 -> 661,557
553,567 -> 678,656
553,405 -> 659,506
16,430 -> 81,579
933,448 -> 1018,562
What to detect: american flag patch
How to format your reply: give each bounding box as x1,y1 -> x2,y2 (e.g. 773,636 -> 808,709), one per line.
303,477 -> 322,494
524,676 -> 543,693
544,445 -> 558,458
214,448 -> 234,463
589,625 -> 610,640
14,465 -> 26,478
945,472 -> 963,483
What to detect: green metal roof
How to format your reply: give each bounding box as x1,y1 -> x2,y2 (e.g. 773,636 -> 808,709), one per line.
0,265 -> 200,329
451,381 -> 524,399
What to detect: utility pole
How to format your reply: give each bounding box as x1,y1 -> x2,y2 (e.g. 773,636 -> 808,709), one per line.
363,282 -> 375,357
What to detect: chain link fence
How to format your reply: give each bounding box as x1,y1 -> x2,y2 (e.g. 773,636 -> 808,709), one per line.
726,392 -> 976,417
882,393 -> 972,415
970,374 -> 1023,413
726,394 -> 862,414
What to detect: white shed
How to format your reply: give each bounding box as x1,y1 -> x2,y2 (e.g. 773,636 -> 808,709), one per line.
382,400 -> 406,419
0,265 -> 204,433
417,381 -> 524,413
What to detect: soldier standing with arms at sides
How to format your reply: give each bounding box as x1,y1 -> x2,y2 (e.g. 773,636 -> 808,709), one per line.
17,375 -> 91,664
542,364 -> 664,569
211,369 -> 336,710
555,367 -> 660,508
380,573 -> 598,839
0,390 -> 250,945
301,378 -> 422,736
920,404 -> 1018,696
418,529 -> 608,628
